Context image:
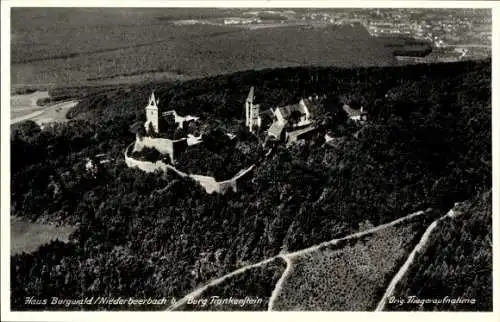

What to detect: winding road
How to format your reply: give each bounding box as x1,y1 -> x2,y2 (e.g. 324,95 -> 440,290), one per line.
167,208 -> 430,311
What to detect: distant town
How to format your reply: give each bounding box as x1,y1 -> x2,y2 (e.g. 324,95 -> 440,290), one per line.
172,8 -> 491,63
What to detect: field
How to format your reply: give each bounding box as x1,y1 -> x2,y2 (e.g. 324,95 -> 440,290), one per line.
11,8 -> 396,89
177,257 -> 286,311
272,217 -> 431,311
11,217 -> 76,255
10,91 -> 49,121
10,90 -> 78,125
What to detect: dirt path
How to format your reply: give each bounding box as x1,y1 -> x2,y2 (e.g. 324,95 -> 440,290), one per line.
167,209 -> 429,311
267,255 -> 292,311
168,256 -> 280,310
375,205 -> 463,311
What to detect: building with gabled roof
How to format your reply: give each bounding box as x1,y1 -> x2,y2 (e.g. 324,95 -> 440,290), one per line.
267,122 -> 286,140
343,104 -> 368,122
267,97 -> 315,140
273,103 -> 311,126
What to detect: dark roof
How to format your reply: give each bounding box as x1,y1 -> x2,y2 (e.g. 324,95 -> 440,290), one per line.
259,108 -> 275,119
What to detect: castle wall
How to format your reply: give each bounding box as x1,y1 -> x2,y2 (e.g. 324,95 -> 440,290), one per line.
125,143 -> 170,173
190,174 -> 221,194
133,135 -> 187,160
124,143 -> 254,195
164,110 -> 199,129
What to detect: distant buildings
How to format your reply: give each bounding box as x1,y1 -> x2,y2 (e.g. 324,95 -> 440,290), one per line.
223,17 -> 261,25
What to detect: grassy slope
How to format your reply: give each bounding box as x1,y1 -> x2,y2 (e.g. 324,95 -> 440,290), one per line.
11,8 -> 395,87
273,216 -> 433,311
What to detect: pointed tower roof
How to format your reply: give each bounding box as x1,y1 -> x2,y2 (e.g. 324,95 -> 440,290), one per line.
147,91 -> 159,108
246,86 -> 255,102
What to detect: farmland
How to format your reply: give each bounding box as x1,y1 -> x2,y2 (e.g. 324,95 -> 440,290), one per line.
272,216 -> 433,311
10,90 -> 78,125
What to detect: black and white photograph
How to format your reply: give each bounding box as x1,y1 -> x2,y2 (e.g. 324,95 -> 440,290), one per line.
1,1 -> 497,320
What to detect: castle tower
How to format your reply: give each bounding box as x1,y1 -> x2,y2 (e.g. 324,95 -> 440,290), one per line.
245,86 -> 261,133
144,91 -> 160,133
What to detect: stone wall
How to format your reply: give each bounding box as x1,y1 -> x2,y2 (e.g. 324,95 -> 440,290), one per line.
125,143 -> 170,173
133,135 -> 187,160
190,174 -> 221,194
163,110 -> 199,129
124,143 -> 255,195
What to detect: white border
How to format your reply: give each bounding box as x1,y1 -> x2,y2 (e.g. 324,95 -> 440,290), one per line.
1,1 -> 498,322
0,0 -> 499,8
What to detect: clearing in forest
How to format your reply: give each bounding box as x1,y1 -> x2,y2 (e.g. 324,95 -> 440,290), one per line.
11,217 -> 76,255
272,218 -> 428,311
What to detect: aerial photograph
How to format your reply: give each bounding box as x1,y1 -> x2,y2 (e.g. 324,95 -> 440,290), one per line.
3,4 -> 493,316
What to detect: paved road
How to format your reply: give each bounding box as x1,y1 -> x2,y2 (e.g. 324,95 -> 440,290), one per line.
11,100 -> 78,125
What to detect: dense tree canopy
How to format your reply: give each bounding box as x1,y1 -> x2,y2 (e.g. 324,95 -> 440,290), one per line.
10,59 -> 491,310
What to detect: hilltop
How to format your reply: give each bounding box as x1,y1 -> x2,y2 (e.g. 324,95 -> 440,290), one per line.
10,59 -> 491,310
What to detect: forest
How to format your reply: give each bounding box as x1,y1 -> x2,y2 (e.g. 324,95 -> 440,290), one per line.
385,191 -> 492,311
174,128 -> 263,180
10,59 -> 491,310
274,215 -> 432,311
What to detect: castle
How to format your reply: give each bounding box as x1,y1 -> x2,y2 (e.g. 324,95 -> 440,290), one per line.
126,87 -> 367,194
143,91 -> 200,134
244,86 -> 261,133
144,91 -> 160,133
125,91 -> 255,194
244,87 -> 318,143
